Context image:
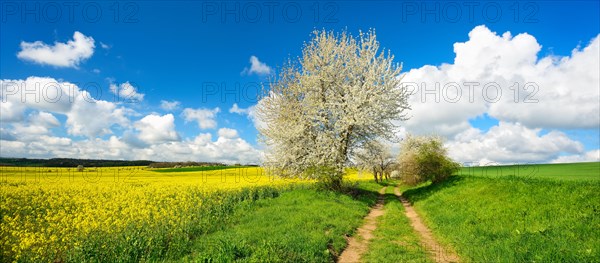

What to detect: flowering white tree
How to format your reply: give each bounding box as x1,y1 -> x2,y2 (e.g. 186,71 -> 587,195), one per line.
257,29 -> 410,189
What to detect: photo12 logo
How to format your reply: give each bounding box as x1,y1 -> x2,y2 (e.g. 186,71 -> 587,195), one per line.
1,80 -> 144,104
402,81 -> 539,103
400,1 -> 539,23
200,1 -> 339,24
1,1 -> 139,23
200,81 -> 271,104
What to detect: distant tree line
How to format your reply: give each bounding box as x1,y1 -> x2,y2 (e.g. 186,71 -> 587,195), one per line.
147,162 -> 228,168
0,158 -> 154,167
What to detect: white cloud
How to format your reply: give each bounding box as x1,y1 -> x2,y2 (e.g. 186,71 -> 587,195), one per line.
0,131 -> 262,164
160,100 -> 181,111
241,56 -> 272,76
31,111 -> 60,126
230,103 -> 265,130
109,82 -> 144,102
1,77 -> 133,138
66,99 -> 131,137
130,132 -> 261,164
551,150 -> 600,164
17,31 -> 95,68
0,76 -> 262,164
229,103 -> 249,114
100,42 -> 111,49
182,107 -> 220,129
1,77 -> 77,115
218,128 -> 239,139
447,122 -> 584,165
0,100 -> 25,122
396,25 -> 599,164
402,25 -> 600,136
1,111 -> 60,142
134,114 -> 180,144
0,128 -> 16,141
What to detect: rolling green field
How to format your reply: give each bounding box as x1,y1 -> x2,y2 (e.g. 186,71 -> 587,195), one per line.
461,162 -> 599,181
403,162 -> 600,262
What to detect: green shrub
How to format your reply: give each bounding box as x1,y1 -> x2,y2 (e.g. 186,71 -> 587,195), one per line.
397,135 -> 460,185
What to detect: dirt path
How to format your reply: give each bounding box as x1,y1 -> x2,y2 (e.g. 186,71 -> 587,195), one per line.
337,186 -> 387,263
395,187 -> 460,263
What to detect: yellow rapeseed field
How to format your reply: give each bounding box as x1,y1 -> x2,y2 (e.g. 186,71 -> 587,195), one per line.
0,166 -> 289,262
0,166 -> 371,262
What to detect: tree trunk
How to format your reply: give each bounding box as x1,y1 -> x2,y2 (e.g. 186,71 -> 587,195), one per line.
372,168 -> 378,183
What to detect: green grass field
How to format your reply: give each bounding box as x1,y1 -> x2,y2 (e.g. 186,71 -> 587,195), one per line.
179,182 -> 381,262
461,162 -> 599,181
403,162 -> 600,262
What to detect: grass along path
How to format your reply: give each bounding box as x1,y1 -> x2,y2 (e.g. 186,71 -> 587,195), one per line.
338,186 -> 387,263
396,186 -> 459,263
403,175 -> 600,262
180,185 -> 380,262
362,185 -> 432,263
341,182 -> 458,263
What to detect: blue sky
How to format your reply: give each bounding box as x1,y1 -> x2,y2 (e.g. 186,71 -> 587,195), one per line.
1,1 -> 599,164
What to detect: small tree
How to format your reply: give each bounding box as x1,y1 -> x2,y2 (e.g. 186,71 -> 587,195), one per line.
397,135 -> 460,185
355,141 -> 395,183
257,29 -> 410,190
76,165 -> 84,172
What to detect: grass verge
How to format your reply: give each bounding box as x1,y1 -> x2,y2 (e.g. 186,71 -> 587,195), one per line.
180,182 -> 381,262
363,183 -> 432,263
403,175 -> 600,262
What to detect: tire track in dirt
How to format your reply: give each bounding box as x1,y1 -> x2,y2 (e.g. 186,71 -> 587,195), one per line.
337,186 -> 387,263
395,186 -> 460,263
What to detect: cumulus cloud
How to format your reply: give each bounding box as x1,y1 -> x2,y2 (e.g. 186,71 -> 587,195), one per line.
134,114 -> 180,144
182,107 -> 220,129
29,111 -> 60,127
0,131 -> 262,164
1,77 -> 132,138
241,56 -> 272,76
1,77 -> 78,116
66,99 -> 131,137
109,82 -> 144,102
17,31 -> 95,68
218,127 -> 239,139
397,25 -> 599,164
229,103 -> 265,130
0,128 -> 16,141
551,150 -> 600,164
229,103 -> 250,114
402,25 -> 600,136
0,76 -> 262,164
130,131 -> 261,164
160,100 -> 181,111
447,122 -> 584,165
